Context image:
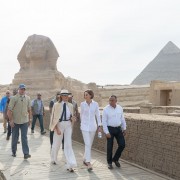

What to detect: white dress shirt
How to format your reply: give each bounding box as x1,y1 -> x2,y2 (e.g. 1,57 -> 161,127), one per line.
80,100 -> 101,132
102,104 -> 126,134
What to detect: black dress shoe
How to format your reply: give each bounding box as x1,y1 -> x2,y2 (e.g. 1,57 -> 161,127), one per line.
108,164 -> 113,169
67,168 -> 74,172
12,153 -> 16,157
41,131 -> 46,135
113,160 -> 121,168
24,154 -> 31,159
6,136 -> 10,140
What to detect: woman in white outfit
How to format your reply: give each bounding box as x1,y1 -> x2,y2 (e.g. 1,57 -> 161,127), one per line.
50,89 -> 77,172
80,89 -> 102,171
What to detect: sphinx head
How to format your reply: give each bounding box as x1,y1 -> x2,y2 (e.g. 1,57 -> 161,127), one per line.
18,34 -> 59,71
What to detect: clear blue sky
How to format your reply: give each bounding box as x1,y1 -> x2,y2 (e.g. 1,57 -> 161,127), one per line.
0,0 -> 180,85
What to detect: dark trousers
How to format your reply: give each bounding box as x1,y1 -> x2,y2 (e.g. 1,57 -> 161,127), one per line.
31,115 -> 44,133
62,134 -> 64,149
7,120 -> 11,137
12,122 -> 29,155
50,131 -> 54,148
107,126 -> 125,164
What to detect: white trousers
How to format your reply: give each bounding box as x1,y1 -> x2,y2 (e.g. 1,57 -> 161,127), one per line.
82,130 -> 96,163
51,121 -> 77,168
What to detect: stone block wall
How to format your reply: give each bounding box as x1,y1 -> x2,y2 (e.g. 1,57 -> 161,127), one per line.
99,85 -> 149,107
140,106 -> 180,115
140,106 -> 151,114
123,107 -> 140,113
43,109 -> 180,179
122,114 -> 180,179
151,106 -> 167,113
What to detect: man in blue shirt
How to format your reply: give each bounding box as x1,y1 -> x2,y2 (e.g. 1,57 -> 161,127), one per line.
0,90 -> 11,133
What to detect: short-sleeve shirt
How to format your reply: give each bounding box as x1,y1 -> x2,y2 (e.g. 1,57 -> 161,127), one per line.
8,94 -> 31,124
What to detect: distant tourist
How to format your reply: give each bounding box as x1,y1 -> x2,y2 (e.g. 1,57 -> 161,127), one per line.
50,89 -> 77,172
12,88 -> 18,96
49,92 -> 61,148
80,89 -> 102,171
4,97 -> 11,140
102,95 -> 126,169
68,93 -> 79,120
7,84 -> 31,159
4,89 -> 20,142
31,93 -> 46,135
0,90 -> 11,133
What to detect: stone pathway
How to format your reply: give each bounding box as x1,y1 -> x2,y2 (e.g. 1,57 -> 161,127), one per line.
0,123 -> 173,180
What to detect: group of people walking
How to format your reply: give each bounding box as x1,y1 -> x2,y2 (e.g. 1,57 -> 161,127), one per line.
0,83 -> 126,172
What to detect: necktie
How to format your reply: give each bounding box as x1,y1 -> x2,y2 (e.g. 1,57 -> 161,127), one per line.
63,103 -> 66,120
60,103 -> 66,121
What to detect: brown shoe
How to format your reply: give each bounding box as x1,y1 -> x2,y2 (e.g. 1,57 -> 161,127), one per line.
83,161 -> 88,166
87,163 -> 93,171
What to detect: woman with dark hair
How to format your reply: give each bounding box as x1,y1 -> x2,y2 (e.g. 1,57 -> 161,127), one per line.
80,89 -> 102,171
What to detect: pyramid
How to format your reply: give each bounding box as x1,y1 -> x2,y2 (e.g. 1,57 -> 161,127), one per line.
131,41 -> 180,85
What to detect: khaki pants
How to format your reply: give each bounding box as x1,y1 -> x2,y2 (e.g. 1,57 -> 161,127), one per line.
3,113 -> 7,132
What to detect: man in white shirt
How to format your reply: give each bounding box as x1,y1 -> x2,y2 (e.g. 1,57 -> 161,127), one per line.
102,95 -> 126,169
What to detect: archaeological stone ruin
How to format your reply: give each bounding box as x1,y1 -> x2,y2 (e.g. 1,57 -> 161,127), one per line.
0,36 -> 180,179
10,34 -> 101,105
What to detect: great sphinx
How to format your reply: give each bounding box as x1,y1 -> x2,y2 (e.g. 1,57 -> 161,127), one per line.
18,34 -> 59,71
12,34 -> 101,105
12,34 -> 65,90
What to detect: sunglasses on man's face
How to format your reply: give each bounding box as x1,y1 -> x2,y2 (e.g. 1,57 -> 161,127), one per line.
109,99 -> 116,102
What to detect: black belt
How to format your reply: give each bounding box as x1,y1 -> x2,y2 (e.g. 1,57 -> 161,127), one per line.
108,126 -> 121,129
59,119 -> 71,122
